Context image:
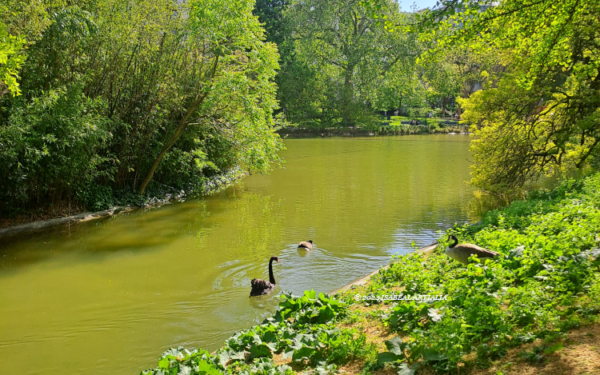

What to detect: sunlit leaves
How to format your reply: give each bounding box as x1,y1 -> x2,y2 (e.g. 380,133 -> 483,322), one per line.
0,25 -> 26,96
144,347 -> 221,375
416,0 -> 600,193
142,291 -> 373,374
352,173 -> 600,371
0,0 -> 52,97
462,67 -> 600,196
0,0 -> 284,209
281,0 -> 418,127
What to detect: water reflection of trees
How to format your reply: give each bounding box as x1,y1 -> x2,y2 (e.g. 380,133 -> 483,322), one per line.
233,137 -> 490,258
195,192 -> 286,265
0,136 -> 493,277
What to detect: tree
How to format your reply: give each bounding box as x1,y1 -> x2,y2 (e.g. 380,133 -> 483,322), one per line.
0,0 -> 283,212
422,58 -> 460,117
370,62 -> 426,116
253,0 -> 289,46
281,0 -> 419,127
420,0 -> 600,195
136,0 -> 282,194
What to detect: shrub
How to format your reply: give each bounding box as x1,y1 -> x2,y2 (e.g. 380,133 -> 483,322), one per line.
0,84 -> 112,212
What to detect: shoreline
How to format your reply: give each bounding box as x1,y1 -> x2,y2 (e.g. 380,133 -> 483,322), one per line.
0,169 -> 245,239
277,124 -> 469,139
0,206 -> 136,238
330,241 -> 439,295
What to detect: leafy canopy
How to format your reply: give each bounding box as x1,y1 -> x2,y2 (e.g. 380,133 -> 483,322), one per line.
416,0 -> 600,195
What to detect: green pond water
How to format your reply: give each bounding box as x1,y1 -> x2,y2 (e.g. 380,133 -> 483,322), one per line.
0,135 -> 496,375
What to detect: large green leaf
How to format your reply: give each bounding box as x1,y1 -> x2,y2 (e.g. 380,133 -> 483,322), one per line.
377,352 -> 402,365
384,336 -> 405,356
397,363 -> 417,375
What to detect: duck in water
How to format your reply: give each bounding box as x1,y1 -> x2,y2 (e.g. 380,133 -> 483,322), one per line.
250,256 -> 279,297
297,240 -> 314,251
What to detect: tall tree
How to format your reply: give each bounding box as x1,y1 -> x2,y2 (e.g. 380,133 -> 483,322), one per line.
281,0 -> 419,127
370,61 -> 426,115
421,0 -> 600,195
253,0 -> 289,46
0,0 -> 283,212
422,59 -> 460,117
128,0 -> 283,193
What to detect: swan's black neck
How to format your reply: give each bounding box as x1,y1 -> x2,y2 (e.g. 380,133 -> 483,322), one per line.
268,258 -> 276,285
448,235 -> 458,248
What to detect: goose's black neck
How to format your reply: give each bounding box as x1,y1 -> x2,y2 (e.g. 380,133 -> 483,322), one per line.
448,235 -> 458,248
268,257 -> 276,284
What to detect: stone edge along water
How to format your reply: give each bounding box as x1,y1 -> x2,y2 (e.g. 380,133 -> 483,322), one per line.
330,241 -> 439,295
0,169 -> 246,239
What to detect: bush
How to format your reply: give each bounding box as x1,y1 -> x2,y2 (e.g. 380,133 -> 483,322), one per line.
0,84 -> 112,212
0,0 -> 283,215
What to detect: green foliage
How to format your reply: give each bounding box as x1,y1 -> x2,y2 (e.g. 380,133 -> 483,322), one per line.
0,0 -> 51,97
376,336 -> 407,365
0,0 -> 283,214
461,67 -> 600,197
142,291 -> 376,375
278,0 -> 419,128
376,123 -> 427,136
0,84 -> 112,208
520,342 -> 563,365
423,0 -> 599,89
275,290 -> 347,324
388,301 -> 432,332
141,175 -> 600,375
421,0 -> 600,195
77,185 -> 148,212
348,173 -> 600,372
77,185 -> 116,212
369,49 -> 426,116
0,24 -> 26,96
253,0 -> 289,46
140,347 -> 221,375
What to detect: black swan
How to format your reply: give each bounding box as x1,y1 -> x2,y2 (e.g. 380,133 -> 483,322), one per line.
250,256 -> 279,297
445,235 -> 499,264
297,240 -> 314,250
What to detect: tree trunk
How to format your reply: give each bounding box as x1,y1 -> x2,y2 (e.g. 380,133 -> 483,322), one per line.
138,56 -> 219,194
341,65 -> 355,126
442,97 -> 447,117
398,95 -> 402,116
137,94 -> 207,194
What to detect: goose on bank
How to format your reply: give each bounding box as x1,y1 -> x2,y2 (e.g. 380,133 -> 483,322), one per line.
297,240 -> 314,250
445,235 -> 499,264
250,256 -> 279,297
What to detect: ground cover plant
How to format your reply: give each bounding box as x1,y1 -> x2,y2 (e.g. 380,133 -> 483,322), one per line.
344,173 -> 600,373
142,173 -> 600,374
142,290 -> 377,375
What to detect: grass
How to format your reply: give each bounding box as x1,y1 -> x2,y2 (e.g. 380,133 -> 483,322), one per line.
141,174 -> 600,375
